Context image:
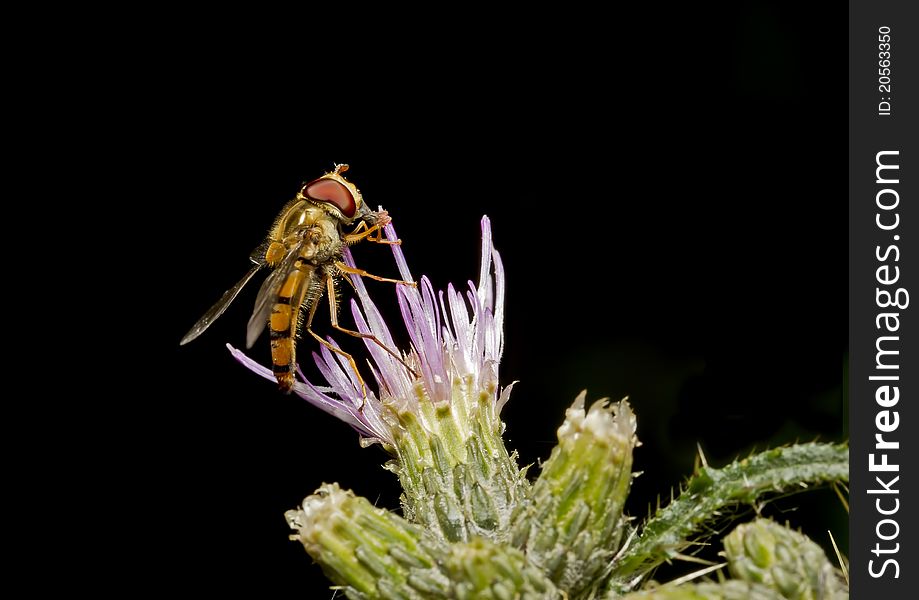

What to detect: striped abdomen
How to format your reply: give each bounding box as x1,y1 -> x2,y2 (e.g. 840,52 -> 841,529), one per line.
269,261 -> 315,393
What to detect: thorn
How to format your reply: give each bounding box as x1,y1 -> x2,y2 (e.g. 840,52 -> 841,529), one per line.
672,552 -> 717,566
697,442 -> 709,468
668,563 -> 727,587
832,482 -> 850,513
829,530 -> 849,585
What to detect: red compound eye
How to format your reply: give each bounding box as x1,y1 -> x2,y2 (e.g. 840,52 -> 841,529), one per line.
304,178 -> 356,218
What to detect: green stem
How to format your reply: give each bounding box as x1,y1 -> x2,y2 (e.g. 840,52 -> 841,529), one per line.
606,443 -> 848,593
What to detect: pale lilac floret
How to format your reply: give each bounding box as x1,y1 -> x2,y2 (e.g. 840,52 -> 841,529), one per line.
228,216 -> 508,447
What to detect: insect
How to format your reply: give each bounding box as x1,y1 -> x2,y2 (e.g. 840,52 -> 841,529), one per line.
181,164 -> 417,395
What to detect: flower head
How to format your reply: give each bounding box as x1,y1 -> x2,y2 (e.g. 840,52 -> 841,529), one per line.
228,216 -> 510,449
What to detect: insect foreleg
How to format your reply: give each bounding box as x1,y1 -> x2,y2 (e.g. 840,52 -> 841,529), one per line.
344,221 -> 401,245
334,261 -> 417,287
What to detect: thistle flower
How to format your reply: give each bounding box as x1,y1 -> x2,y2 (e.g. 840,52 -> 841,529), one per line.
723,519 -> 848,600
223,215 -> 850,600
230,215 -> 506,443
512,393 -> 637,596
285,484 -> 562,600
229,216 -> 528,543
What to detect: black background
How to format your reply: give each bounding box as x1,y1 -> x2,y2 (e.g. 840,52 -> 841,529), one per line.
121,3 -> 847,595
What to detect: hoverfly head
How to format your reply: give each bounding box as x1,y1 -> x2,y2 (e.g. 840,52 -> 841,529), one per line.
300,164 -> 363,224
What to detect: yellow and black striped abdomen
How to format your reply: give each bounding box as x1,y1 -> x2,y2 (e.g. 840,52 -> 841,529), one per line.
269,261 -> 315,393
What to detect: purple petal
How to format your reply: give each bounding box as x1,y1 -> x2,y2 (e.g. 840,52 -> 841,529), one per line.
491,245 -> 506,360
445,283 -> 472,374
341,245 -> 399,349
226,344 -> 388,443
350,299 -> 404,398
419,277 -> 446,395
314,344 -> 360,405
397,284 -> 438,394
228,343 -> 277,384
385,223 -> 414,284
477,216 -> 494,309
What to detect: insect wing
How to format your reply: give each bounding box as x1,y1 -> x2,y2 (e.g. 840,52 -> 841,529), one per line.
245,242 -> 303,349
180,263 -> 263,345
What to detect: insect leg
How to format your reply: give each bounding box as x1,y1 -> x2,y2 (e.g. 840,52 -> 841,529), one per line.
334,261 -> 417,287
304,275 -> 369,402
344,222 -> 402,245
325,274 -> 420,380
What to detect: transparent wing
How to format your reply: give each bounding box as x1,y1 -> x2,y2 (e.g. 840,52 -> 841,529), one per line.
180,262 -> 263,345
245,242 -> 303,349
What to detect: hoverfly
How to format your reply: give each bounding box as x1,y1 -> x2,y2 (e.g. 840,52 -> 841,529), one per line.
181,164 -> 417,395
